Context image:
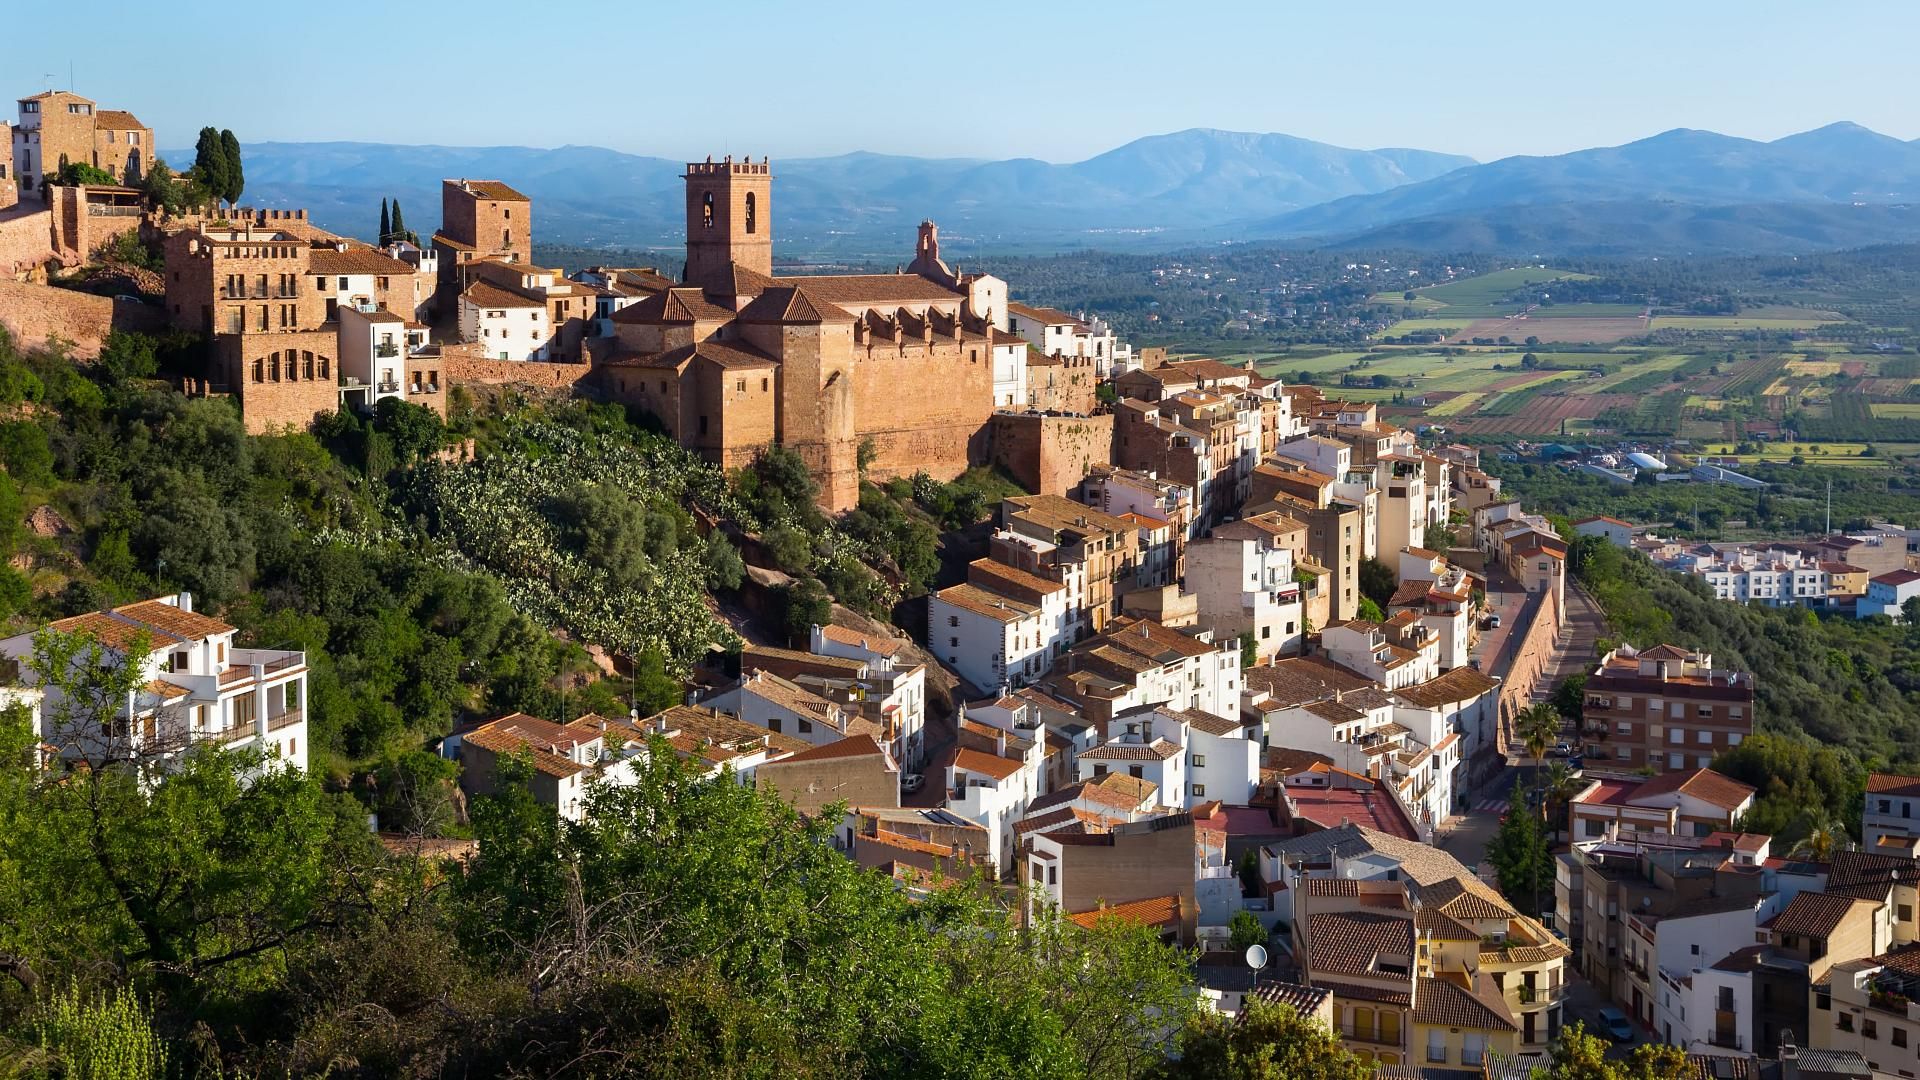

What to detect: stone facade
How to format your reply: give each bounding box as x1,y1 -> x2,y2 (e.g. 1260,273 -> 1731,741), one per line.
0,278 -> 163,357
988,411 -> 1114,497
0,207 -> 53,277
602,162 -> 1011,511
432,179 -> 529,313
11,92 -> 151,193
1025,352 -> 1100,414
217,328 -> 343,433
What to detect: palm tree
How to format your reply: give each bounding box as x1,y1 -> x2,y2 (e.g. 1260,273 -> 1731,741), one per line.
1541,761 -> 1580,842
1515,702 -> 1562,821
1790,822 -> 1842,863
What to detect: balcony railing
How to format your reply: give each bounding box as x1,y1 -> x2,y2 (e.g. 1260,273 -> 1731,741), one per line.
267,708 -> 303,732
375,343 -> 400,358
1338,1026 -> 1402,1048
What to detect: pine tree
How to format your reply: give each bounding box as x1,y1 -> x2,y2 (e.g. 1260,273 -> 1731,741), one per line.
379,199 -> 391,245
1487,779 -> 1553,916
390,199 -> 408,244
218,130 -> 244,205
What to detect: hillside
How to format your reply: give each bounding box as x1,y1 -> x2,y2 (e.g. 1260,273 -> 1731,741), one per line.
171,130 -> 1474,257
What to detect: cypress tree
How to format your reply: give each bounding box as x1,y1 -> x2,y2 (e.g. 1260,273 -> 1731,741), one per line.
218,130 -> 244,205
390,199 -> 407,243
192,127 -> 226,203
379,199 -> 390,245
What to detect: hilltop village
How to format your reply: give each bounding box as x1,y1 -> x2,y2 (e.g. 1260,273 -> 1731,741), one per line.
3,90 -> 1917,1080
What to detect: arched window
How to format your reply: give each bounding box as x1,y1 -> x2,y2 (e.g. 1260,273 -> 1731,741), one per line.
702,192 -> 715,229
745,192 -> 756,234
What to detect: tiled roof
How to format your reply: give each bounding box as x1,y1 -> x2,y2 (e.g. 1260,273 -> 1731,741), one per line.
817,622 -> 909,657
1306,910 -> 1414,977
779,734 -> 888,764
454,179 -> 529,201
1416,876 -> 1517,922
1008,301 -> 1086,328
1081,739 -> 1181,762
461,280 -> 543,309
1165,707 -> 1242,737
951,746 -> 1025,781
144,679 -> 190,700
1412,974 -> 1518,1032
114,598 -> 236,639
1766,891 -> 1876,940
93,109 -> 146,130
310,246 -> 415,276
1625,767 -> 1755,811
1311,979 -> 1411,1006
462,722 -> 591,779
932,582 -> 1038,623
866,830 -> 955,858
1828,849 -> 1920,891
1004,493 -> 1136,540
1415,907 -> 1480,941
771,272 -> 962,305
1867,773 -> 1920,796
1027,773 -> 1156,815
1066,894 -> 1181,930
737,670 -> 841,721
647,704 -> 811,756
734,285 -> 854,324
610,287 -> 736,324
1245,981 -> 1330,1019
968,558 -> 1067,600
1243,656 -> 1382,711
1394,666 -> 1500,709
48,611 -> 185,650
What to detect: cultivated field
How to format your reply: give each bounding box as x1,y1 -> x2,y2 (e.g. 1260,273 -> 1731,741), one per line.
1369,266 -> 1594,318
1444,316 -> 1649,344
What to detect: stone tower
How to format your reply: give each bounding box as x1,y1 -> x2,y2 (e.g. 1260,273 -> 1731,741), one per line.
683,155 -> 772,291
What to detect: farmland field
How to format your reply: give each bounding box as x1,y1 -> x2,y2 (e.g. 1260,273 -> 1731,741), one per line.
1649,311 -> 1847,331
1444,316 -> 1649,344
1871,404 -> 1920,419
1371,266 -> 1595,318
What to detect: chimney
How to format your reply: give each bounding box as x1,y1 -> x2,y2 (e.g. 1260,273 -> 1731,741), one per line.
176,591 -> 194,613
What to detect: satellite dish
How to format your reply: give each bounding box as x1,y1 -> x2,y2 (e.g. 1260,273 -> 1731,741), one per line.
1245,944 -> 1268,971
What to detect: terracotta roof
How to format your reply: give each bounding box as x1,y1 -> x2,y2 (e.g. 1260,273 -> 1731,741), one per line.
47,610 -> 185,650
1417,876 -> 1517,922
310,246 -> 415,276
932,582 -> 1037,623
778,734 -> 889,764
1310,979 -> 1411,1006
1766,891 -> 1877,940
114,598 -> 236,639
1243,656 -> 1381,710
770,272 -> 962,305
462,721 -> 592,778
1066,894 -> 1182,931
144,679 -> 190,700
866,830 -> 955,857
1080,739 -> 1181,762
1624,768 -> 1755,812
1014,804 -> 1122,836
1868,773 -> 1920,796
1245,982 -> 1330,1019
1394,667 -> 1500,709
737,670 -> 842,722
734,286 -> 854,324
93,110 -> 146,130
1636,643 -> 1694,661
1027,773 -> 1155,815
1008,301 -> 1086,328
461,280 -> 543,309
610,287 -> 736,324
1306,910 -> 1414,977
817,623 -> 909,658
1874,569 -> 1920,587
1415,907 -> 1481,941
453,179 -> 529,201
950,745 -> 1025,781
968,557 -> 1067,600
1412,974 -> 1518,1032
1003,493 -> 1136,540
647,704 -> 811,756
1165,707 -> 1242,737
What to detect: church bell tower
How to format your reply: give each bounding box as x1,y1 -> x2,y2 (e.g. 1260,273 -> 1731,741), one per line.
683,155 -> 773,291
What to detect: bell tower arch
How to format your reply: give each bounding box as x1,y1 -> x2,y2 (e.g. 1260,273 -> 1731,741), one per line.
683,155 -> 773,291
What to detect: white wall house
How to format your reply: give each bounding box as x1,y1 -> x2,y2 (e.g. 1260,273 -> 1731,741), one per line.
459,280 -> 548,360
991,338 -> 1029,408
1865,773 -> 1920,856
1860,570 -> 1920,620
0,594 -> 309,774
929,568 -> 1072,694
808,623 -> 929,769
337,305 -> 411,412
1188,517 -> 1305,663
945,728 -> 1044,874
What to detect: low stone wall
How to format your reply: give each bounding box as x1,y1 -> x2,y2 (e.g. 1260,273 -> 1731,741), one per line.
0,279 -> 164,358
0,208 -> 53,278
1496,587 -> 1562,752
443,354 -> 598,391
987,411 -> 1114,496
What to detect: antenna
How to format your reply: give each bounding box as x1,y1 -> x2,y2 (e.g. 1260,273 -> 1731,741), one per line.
1245,943 -> 1268,982
1825,477 -> 1833,536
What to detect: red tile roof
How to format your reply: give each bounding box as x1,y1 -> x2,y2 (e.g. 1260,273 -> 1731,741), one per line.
1067,894 -> 1181,931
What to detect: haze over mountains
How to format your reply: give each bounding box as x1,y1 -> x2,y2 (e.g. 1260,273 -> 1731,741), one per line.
188,122 -> 1920,259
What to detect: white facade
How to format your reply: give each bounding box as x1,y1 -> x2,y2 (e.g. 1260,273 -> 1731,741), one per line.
459,286 -> 548,361
1187,525 -> 1304,663
337,305 -> 411,411
946,732 -> 1044,874
929,576 -> 1072,694
991,339 -> 1029,408
1865,777 -> 1920,856
0,593 -> 309,774
1860,571 -> 1920,620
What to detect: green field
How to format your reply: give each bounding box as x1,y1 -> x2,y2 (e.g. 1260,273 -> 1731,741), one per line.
1871,403 -> 1920,419
1526,303 -> 1647,318
1370,266 -> 1594,318
1650,312 -> 1847,331
1426,392 -> 1484,417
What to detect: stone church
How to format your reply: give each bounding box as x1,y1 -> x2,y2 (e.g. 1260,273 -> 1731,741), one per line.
602,156 -> 1019,511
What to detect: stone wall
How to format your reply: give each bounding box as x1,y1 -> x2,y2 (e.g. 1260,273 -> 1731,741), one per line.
442,354 -> 597,391
0,208 -> 53,278
0,279 -> 163,357
1496,587 -> 1562,753
988,411 -> 1114,496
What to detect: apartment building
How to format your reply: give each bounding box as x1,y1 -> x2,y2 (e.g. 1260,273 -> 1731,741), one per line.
1581,644 -> 1755,772
0,593 -> 308,773
1320,616 -> 1439,689
1245,456 -> 1367,623
1664,543 -> 1846,607
1817,943 -> 1920,1075
1071,464 -> 1198,545
1860,570 -> 1920,621
1025,811 -> 1209,945
1388,550 -> 1475,671
1568,768 -> 1757,843
997,494 -> 1142,638
927,558 -> 1073,694
1187,511 -> 1307,662
1044,617 -> 1240,733
806,623 -> 927,768
1007,301 -> 1125,376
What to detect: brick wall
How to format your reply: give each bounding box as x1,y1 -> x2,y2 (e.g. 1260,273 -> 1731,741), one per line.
0,208 -> 53,277
442,355 -> 596,391
0,279 -> 163,357
988,412 -> 1114,496
756,751 -> 898,816
1497,588 -> 1561,754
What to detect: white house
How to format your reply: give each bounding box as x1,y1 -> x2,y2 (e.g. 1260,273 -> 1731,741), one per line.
945,729 -> 1043,874
808,623 -> 929,769
702,669 -> 883,748
1319,616 -> 1437,689
1641,898 -> 1777,1051
928,561 -> 1072,694
1865,773 -> 1920,857
1048,618 -> 1241,725
1188,514 -> 1305,663
991,337 -> 1029,408
1573,516 -> 1636,547
458,279 -> 549,360
1860,569 -> 1920,620
0,593 -> 309,773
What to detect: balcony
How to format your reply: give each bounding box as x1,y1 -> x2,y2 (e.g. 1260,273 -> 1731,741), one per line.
375,343 -> 400,358
377,380 -> 401,394
1338,1026 -> 1402,1048
267,708 -> 303,732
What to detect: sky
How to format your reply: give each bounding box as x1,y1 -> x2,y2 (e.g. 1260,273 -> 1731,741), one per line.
5,0 -> 1917,163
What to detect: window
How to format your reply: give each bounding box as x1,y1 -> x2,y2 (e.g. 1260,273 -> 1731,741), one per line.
1865,1018 -> 1879,1040
1897,1028 -> 1909,1048
1093,764 -> 1107,777
1427,1032 -> 1447,1064
1669,728 -> 1685,744
1903,904 -> 1914,923
1191,754 -> 1206,768
1840,1013 -> 1854,1033
745,192 -> 757,234
1729,732 -> 1743,746
702,192 -> 715,229
1128,765 -> 1143,779
1047,866 -> 1057,885
949,637 -> 958,648
948,616 -> 960,628
1191,784 -> 1206,797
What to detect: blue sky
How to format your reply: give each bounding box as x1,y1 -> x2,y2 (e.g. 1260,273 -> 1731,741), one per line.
6,0 -> 1915,163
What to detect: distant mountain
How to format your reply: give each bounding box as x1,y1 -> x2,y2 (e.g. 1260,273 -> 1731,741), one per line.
1314,199 -> 1920,257
1253,122 -> 1920,244
166,131 -> 1475,258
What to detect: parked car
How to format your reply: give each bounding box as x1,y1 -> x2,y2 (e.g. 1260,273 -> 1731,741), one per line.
1568,755 -> 1585,771
901,773 -> 924,795
1549,742 -> 1572,758
1597,1007 -> 1634,1043
1483,613 -> 1502,629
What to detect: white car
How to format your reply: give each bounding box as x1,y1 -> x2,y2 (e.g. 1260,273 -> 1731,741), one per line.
901,773 -> 925,795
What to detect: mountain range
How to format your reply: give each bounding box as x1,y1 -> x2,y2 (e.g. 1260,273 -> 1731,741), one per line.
173,122 -> 1920,259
